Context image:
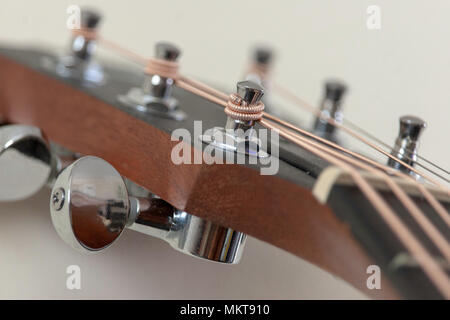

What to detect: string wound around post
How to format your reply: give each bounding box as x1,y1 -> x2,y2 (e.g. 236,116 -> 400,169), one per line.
199,80 -> 269,158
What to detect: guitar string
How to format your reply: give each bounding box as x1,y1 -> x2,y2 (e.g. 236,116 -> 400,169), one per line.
169,78 -> 450,270
272,84 -> 450,187
245,63 -> 450,179
171,77 -> 450,226
260,119 -> 450,298
73,31 -> 450,294
342,118 -> 450,176
175,77 -> 450,295
88,33 -> 450,211
275,84 -> 450,183
260,112 -> 450,229
73,28 -> 450,186
175,74 -> 450,292
85,31 -> 450,221
259,119 -> 450,263
185,89 -> 450,265
173,78 -> 450,291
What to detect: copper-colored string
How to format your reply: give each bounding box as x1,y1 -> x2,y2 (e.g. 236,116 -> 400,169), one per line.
262,112 -> 450,230
163,61 -> 450,295
260,119 -> 450,263
83,30 -> 450,215
71,30 -> 450,294
261,118 -> 450,298
178,75 -> 229,101
342,118 -> 450,178
176,80 -> 228,108
168,80 -> 450,234
168,81 -> 450,271
72,28 -> 149,64
272,83 -> 450,194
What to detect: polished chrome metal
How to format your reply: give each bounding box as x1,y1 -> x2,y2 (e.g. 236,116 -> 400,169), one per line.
56,8 -> 104,84
143,42 -> 180,100
50,156 -> 246,263
387,115 -> 426,178
0,125 -> 54,201
51,187 -> 65,211
199,80 -> 268,158
50,156 -> 129,253
313,79 -> 347,142
117,42 -> 186,121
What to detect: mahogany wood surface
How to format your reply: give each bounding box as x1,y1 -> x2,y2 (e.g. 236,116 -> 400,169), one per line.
0,52 -> 397,298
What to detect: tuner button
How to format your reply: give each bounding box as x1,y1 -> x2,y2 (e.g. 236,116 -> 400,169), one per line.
398,115 -> 427,141
155,42 -> 181,61
80,8 -> 102,29
236,80 -> 265,105
254,46 -> 273,65
387,115 -> 426,175
325,79 -> 347,102
0,125 -> 52,201
50,156 -> 129,254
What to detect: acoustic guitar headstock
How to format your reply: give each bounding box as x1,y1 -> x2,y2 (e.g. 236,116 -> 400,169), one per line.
1,7 -> 449,300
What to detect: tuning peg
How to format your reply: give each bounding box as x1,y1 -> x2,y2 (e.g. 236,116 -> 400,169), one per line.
55,8 -> 104,84
312,79 -> 347,142
387,115 -> 426,177
236,80 -> 265,106
70,8 -> 102,62
0,124 -> 56,201
118,41 -> 186,121
200,80 -> 269,158
245,46 -> 275,114
80,8 -> 102,30
50,156 -> 246,263
254,47 -> 273,66
155,42 -> 181,61
247,46 -> 274,83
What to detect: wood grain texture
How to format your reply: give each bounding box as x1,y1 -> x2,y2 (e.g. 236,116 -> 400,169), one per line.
0,54 -> 397,298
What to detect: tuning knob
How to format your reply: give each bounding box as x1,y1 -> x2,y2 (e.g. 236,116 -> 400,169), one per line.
245,46 -> 275,114
312,79 -> 347,142
50,156 -> 128,252
155,42 -> 181,62
80,8 -> 102,30
55,8 -> 104,83
50,156 -> 246,263
142,42 -> 181,105
254,47 -> 273,66
118,42 -> 186,121
387,115 -> 426,177
0,125 -> 55,201
71,8 -> 102,62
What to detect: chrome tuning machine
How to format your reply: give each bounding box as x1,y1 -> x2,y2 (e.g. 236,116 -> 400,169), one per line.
387,115 -> 426,178
118,42 -> 186,121
312,79 -> 347,143
0,124 -> 57,201
50,156 -> 246,264
55,8 -> 104,84
200,80 -> 269,158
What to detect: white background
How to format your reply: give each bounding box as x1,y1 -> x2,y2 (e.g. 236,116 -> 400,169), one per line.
0,0 -> 448,299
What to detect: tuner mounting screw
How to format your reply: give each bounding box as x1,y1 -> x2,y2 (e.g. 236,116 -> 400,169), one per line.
51,188 -> 65,211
